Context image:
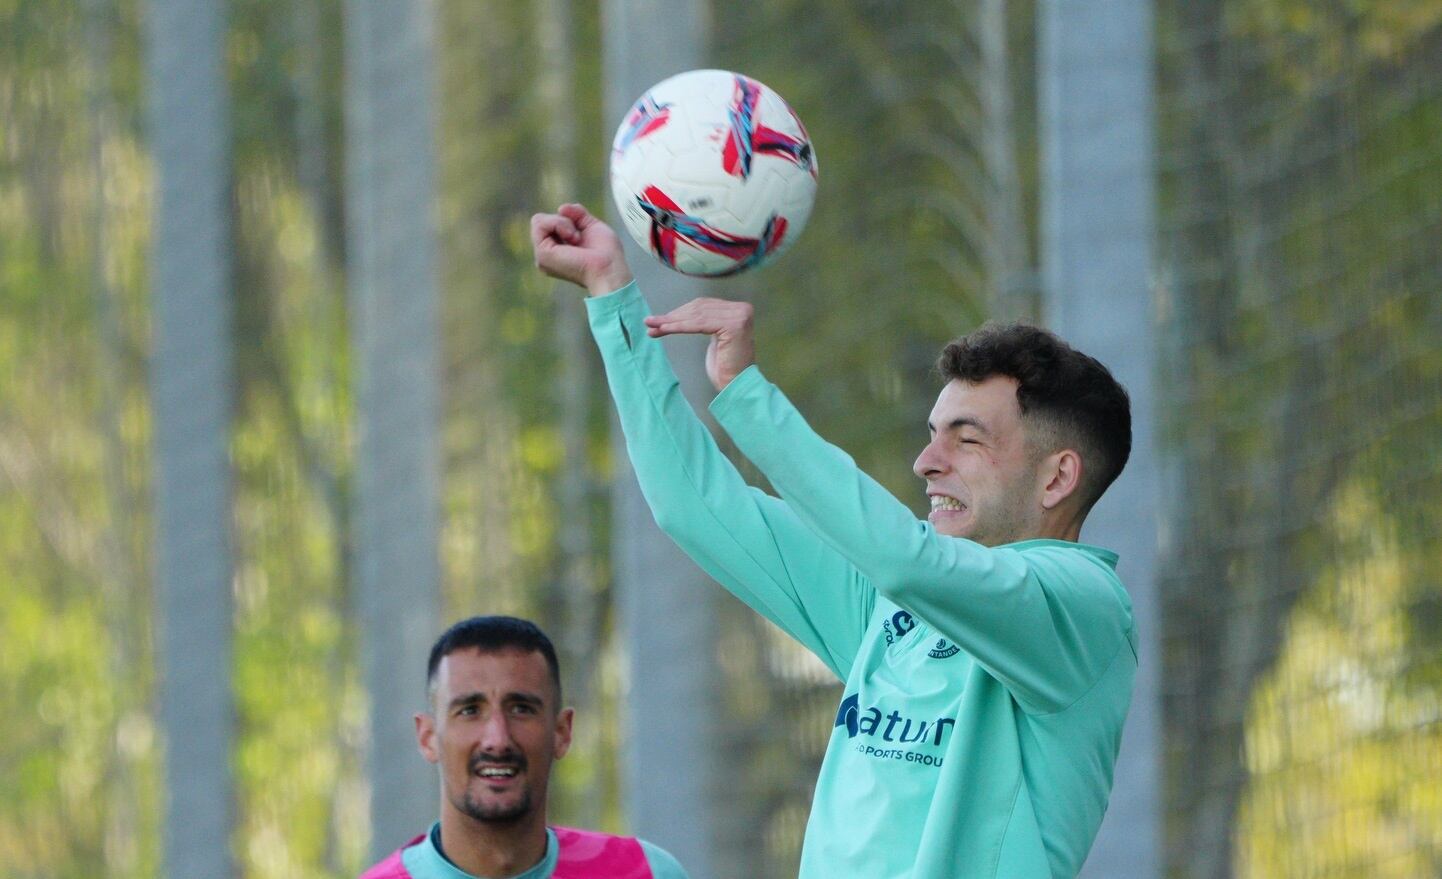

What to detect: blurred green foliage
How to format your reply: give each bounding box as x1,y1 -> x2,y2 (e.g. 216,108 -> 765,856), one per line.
1157,0 -> 1442,872
3,0 -> 1440,876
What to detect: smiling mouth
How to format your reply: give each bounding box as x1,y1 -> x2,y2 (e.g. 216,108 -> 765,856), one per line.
476,766 -> 519,779
470,753 -> 525,783
929,495 -> 965,513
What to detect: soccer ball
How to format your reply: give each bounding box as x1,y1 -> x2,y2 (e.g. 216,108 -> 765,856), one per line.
609,69 -> 818,277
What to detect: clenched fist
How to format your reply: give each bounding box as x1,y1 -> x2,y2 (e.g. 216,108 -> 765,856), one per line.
530,203 -> 634,296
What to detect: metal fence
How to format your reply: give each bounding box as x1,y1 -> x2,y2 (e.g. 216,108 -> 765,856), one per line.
1155,1 -> 1442,874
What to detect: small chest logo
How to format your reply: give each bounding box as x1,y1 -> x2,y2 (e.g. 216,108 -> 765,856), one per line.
882,610 -> 916,646
927,638 -> 960,659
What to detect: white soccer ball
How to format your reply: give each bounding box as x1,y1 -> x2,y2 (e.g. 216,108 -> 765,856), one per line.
609,69 -> 819,277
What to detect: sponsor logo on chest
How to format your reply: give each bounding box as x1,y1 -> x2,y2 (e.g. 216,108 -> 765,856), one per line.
833,693 -> 954,768
881,610 -> 915,646
927,638 -> 959,659
882,610 -> 960,660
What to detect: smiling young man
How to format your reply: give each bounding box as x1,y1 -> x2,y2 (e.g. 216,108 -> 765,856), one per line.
530,203 -> 1139,878
360,616 -> 689,879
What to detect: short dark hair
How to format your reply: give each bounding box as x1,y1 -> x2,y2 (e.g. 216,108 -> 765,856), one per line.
426,615 -> 562,704
936,323 -> 1131,511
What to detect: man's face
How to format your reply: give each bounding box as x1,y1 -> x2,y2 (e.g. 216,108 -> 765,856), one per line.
913,376 -> 1043,546
416,647 -> 572,826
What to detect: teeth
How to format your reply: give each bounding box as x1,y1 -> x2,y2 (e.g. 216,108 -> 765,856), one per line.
479,767 -> 517,778
930,496 -> 963,512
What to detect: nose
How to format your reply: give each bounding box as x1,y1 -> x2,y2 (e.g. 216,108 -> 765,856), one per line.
479,710 -> 514,753
913,437 -> 948,480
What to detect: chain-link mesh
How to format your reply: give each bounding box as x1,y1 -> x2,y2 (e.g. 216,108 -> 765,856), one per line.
1155,1 -> 1442,874
10,0 -> 1442,875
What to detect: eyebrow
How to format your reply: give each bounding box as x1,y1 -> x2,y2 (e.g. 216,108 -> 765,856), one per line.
927,416 -> 991,436
447,690 -> 547,711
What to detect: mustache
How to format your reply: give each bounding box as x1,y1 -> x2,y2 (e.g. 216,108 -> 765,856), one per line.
469,751 -> 526,773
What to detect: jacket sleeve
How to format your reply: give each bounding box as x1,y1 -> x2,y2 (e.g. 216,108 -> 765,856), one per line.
710,365 -> 1133,713
587,283 -> 874,680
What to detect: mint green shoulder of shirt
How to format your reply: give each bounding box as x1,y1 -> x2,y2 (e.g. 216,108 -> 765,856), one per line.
399,824 -> 689,879
1003,538 -> 1134,637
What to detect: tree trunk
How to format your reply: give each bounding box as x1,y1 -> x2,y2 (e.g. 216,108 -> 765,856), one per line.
601,2 -> 719,875
977,0 -> 1035,322
143,0 -> 237,874
1039,0 -> 1161,875
344,0 -> 444,857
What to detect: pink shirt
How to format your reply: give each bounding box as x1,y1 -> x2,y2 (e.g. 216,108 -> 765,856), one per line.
360,825 -> 683,879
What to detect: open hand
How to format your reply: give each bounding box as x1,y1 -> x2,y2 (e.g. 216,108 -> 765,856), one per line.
530,203 -> 634,296
644,298 -> 756,391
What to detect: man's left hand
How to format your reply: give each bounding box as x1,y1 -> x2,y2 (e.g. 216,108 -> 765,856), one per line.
643,298 -> 756,392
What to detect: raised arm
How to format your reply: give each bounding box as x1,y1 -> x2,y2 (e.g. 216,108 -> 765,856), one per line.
531,205 -> 874,678
641,296 -> 1135,714
709,368 -> 1134,714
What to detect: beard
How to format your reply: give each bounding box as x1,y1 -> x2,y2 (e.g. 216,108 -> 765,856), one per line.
454,751 -> 533,824
457,786 -> 532,824
962,482 -> 1037,546
966,502 -> 1029,546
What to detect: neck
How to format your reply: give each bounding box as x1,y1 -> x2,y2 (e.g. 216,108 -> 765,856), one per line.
1026,498 -> 1084,541
1036,508 -> 1084,542
438,806 -> 549,878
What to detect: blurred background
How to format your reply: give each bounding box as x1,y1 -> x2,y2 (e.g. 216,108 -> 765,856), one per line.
2,0 -> 1440,877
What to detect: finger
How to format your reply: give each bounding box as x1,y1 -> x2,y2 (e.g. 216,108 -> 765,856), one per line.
531,212 -> 580,247
530,212 -> 558,246
643,314 -> 736,337
534,247 -> 585,282
645,322 -> 719,338
531,231 -> 580,272
558,203 -> 591,226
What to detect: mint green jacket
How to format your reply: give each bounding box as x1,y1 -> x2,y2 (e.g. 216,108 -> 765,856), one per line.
589,283 -> 1136,878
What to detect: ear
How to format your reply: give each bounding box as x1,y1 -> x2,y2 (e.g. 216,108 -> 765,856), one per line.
1040,448 -> 1083,510
553,707 -> 575,760
416,712 -> 440,765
